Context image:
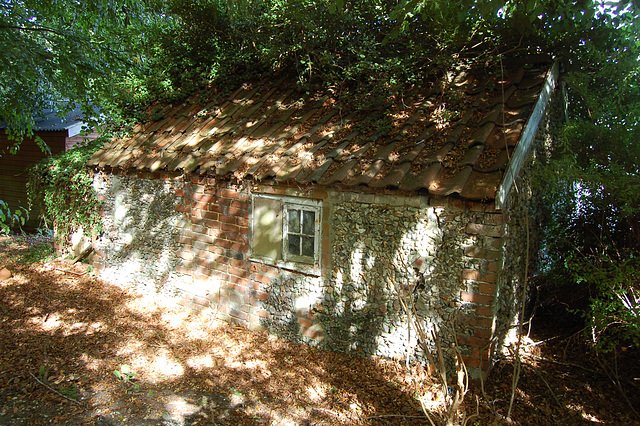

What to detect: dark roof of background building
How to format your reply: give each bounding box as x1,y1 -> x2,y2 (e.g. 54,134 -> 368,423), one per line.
90,57 -> 556,201
1,103 -> 91,137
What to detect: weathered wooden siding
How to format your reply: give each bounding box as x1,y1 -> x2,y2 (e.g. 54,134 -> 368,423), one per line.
0,131 -> 67,229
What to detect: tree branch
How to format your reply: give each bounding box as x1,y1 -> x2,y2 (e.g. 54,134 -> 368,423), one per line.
28,372 -> 83,406
0,24 -> 66,37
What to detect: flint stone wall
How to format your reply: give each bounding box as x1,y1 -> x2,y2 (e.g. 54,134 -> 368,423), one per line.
92,172 -> 191,298
90,173 -> 512,377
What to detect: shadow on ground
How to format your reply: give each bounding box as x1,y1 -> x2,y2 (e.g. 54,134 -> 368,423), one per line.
0,236 -> 429,425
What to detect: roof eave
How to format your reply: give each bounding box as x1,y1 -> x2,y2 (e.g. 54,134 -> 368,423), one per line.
494,60 -> 559,210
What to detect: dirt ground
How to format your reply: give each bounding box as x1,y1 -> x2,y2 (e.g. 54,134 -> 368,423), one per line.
0,234 -> 638,425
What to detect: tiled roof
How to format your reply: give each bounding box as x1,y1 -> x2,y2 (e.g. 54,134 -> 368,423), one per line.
90,60 -> 553,201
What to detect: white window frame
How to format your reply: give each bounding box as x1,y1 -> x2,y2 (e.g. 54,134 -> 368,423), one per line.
282,201 -> 322,265
250,194 -> 322,275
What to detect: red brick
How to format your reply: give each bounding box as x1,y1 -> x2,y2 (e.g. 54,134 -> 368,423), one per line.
207,245 -> 225,255
231,242 -> 248,252
191,208 -> 204,219
221,223 -> 239,233
200,211 -> 217,221
229,309 -> 248,322
191,224 -> 206,235
301,327 -> 323,341
229,275 -> 248,287
486,237 -> 503,250
474,328 -> 492,339
256,291 -> 269,301
229,266 -> 249,278
176,204 -> 190,213
227,206 -> 246,216
228,258 -> 247,269
457,333 -> 487,349
459,314 -> 492,328
483,213 -> 504,226
216,239 -> 233,249
462,269 -> 480,281
256,274 -> 271,285
298,317 -> 313,329
204,219 -> 221,229
219,214 -> 238,225
473,346 -> 492,361
260,264 -> 280,275
487,261 -> 501,273
461,354 -> 481,369
175,265 -> 192,275
193,272 -> 212,282
464,246 -> 501,261
460,291 -> 494,305
478,283 -> 497,295
177,234 -> 192,245
195,201 -> 211,210
480,272 -> 498,284
192,193 -> 213,202
476,306 -> 494,317
465,223 -> 504,237
220,189 -> 240,199
323,222 -> 331,235
207,203 -> 224,213
175,189 -> 185,197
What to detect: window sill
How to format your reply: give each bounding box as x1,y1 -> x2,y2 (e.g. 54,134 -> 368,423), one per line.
249,255 -> 322,277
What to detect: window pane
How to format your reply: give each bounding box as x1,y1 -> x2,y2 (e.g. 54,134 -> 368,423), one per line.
288,209 -> 300,233
288,235 -> 301,256
301,236 -> 315,257
302,210 -> 315,235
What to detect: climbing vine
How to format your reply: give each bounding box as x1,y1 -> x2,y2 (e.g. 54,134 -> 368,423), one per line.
27,137 -> 106,238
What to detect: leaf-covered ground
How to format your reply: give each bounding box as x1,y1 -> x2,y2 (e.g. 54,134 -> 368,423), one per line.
0,235 -> 638,425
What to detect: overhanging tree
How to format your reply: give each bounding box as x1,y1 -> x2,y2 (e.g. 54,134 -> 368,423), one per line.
0,0 -> 152,139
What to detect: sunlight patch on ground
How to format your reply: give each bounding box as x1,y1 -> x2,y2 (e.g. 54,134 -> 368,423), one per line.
565,402 -> 604,423
242,359 -> 272,380
38,312 -> 61,330
79,353 -> 105,372
129,348 -> 185,381
305,382 -> 328,402
116,339 -> 145,356
164,395 -> 201,421
186,354 -> 218,370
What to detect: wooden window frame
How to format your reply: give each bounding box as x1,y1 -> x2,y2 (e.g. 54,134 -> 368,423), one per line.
250,194 -> 322,276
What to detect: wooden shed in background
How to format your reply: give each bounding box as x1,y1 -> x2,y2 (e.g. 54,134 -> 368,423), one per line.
0,105 -> 98,230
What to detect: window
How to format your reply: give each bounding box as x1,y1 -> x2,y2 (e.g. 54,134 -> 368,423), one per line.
250,194 -> 321,273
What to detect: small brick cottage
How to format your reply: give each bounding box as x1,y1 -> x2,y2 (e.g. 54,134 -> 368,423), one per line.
86,58 -> 561,378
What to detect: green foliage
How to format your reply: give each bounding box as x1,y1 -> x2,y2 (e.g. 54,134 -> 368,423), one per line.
27,137 -> 106,238
113,364 -> 136,382
114,364 -> 141,392
19,242 -> 54,264
537,12 -> 640,354
0,200 -> 27,234
0,0 -> 151,139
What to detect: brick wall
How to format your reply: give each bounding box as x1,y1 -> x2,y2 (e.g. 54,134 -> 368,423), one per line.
458,211 -> 505,372
91,171 -> 518,378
